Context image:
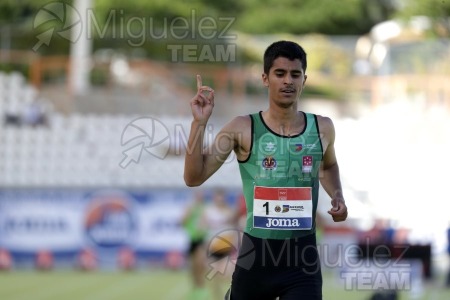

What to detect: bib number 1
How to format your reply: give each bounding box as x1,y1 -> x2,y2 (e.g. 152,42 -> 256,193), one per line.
253,186 -> 313,230
263,202 -> 269,215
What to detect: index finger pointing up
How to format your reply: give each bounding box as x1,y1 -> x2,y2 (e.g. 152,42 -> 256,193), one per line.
196,74 -> 202,90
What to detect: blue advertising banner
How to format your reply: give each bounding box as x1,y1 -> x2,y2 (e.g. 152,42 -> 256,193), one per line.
0,188 -> 239,269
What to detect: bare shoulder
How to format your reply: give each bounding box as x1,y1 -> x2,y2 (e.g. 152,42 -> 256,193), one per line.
221,115 -> 252,156
315,114 -> 335,135
232,115 -> 252,127
315,114 -> 336,147
223,115 -> 251,132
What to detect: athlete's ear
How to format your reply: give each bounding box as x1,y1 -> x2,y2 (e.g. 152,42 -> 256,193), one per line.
303,74 -> 307,85
262,73 -> 269,87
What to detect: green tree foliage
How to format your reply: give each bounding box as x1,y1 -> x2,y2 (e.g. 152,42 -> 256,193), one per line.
0,0 -> 71,23
92,0 -> 396,35
2,0 -> 448,36
394,0 -> 450,36
235,0 -> 375,35
1,0 -> 448,57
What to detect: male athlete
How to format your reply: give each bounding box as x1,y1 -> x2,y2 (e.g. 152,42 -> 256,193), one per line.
184,40 -> 348,300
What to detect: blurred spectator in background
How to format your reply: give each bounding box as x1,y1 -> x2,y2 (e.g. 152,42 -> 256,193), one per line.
202,189 -> 235,256
202,189 -> 235,300
181,190 -> 209,300
22,97 -> 47,127
2,71 -> 49,127
4,99 -> 21,126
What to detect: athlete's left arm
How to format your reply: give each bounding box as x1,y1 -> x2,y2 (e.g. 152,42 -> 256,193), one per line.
318,116 -> 348,222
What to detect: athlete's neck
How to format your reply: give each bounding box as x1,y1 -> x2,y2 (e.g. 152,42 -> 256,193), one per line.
262,106 -> 304,136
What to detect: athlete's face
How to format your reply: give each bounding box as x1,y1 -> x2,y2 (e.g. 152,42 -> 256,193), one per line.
262,57 -> 307,107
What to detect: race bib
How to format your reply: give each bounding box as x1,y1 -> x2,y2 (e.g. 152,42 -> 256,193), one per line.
253,186 -> 312,230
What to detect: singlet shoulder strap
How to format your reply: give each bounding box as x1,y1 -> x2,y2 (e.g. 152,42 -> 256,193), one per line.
250,112 -> 265,138
304,113 -> 324,159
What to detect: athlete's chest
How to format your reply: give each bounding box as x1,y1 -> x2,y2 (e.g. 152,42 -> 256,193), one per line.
251,133 -> 322,181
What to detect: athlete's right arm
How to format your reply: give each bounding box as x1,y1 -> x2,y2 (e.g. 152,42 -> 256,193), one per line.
184,75 -> 242,186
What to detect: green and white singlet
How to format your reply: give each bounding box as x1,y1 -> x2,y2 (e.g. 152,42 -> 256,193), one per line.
238,111 -> 323,239
184,203 -> 206,242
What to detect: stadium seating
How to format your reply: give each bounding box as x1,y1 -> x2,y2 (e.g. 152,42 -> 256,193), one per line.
0,71 -> 242,188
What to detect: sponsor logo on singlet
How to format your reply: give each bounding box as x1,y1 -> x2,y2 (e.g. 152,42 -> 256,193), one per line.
262,156 -> 277,170
265,218 -> 300,228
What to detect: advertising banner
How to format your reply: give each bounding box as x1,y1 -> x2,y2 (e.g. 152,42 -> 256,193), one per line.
0,189 -> 190,251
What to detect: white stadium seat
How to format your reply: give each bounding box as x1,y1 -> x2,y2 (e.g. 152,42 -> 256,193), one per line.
0,72 -> 244,188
